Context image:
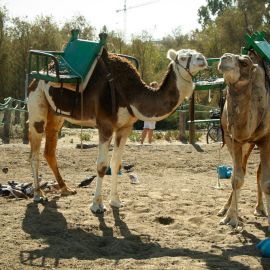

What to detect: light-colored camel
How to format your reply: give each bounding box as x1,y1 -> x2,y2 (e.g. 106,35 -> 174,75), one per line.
217,53 -> 270,230
28,48 -> 207,213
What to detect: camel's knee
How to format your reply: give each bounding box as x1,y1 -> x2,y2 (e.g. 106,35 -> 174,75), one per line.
231,176 -> 244,189
97,162 -> 108,178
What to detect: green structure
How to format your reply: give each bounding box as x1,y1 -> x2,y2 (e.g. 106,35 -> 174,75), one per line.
28,30 -> 107,87
194,58 -> 226,91
242,31 -> 270,63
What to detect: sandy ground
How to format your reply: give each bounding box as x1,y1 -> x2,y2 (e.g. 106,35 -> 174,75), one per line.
0,128 -> 270,270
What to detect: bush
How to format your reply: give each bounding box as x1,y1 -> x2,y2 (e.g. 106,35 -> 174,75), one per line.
79,132 -> 93,141
129,131 -> 141,142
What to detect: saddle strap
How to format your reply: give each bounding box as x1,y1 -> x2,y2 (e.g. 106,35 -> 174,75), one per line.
99,57 -> 135,117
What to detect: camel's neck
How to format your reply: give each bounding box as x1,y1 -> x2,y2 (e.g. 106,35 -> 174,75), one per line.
130,64 -> 193,121
226,68 -> 269,141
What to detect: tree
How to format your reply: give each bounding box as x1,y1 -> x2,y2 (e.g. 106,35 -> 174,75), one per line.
61,15 -> 95,41
0,5 -> 9,100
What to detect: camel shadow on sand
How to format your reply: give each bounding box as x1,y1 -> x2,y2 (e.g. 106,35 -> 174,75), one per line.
20,199 -> 269,269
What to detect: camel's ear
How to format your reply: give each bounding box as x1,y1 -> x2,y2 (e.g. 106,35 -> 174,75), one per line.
167,49 -> 177,62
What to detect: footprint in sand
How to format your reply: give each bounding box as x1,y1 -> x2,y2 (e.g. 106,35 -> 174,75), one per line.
188,216 -> 204,225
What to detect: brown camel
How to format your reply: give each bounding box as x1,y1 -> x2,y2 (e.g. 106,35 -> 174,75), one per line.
28,48 -> 207,213
217,53 -> 270,230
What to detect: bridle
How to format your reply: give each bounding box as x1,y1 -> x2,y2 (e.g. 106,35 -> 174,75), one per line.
175,54 -> 193,80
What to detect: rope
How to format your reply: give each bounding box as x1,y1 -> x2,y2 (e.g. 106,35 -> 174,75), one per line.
80,90 -> 84,150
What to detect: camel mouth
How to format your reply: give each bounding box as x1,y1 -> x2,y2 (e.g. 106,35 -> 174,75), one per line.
218,61 -> 233,73
199,63 -> 208,69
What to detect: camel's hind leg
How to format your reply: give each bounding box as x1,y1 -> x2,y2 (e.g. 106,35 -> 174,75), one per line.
44,109 -> 76,196
28,82 -> 48,202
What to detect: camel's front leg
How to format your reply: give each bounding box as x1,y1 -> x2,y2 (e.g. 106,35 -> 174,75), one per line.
220,142 -> 244,227
218,143 -> 254,216
90,133 -> 112,214
109,126 -> 132,208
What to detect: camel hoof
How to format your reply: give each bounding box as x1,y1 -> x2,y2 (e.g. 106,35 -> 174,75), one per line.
90,203 -> 107,214
217,208 -> 228,217
109,199 -> 123,208
60,187 -> 77,196
254,208 -> 267,217
220,216 -> 238,227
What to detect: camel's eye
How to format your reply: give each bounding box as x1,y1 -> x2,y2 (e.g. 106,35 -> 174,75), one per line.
239,60 -> 248,67
180,57 -> 186,61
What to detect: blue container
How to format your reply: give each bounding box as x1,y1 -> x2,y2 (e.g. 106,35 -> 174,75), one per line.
105,167 -> 122,176
257,238 -> 270,257
217,165 -> 233,179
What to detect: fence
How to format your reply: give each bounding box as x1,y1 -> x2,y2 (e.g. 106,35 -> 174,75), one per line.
0,97 -> 28,144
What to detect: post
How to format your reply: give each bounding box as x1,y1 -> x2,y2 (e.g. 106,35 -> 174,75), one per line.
178,110 -> 186,142
14,110 -> 21,124
2,109 -> 11,144
189,93 -> 195,144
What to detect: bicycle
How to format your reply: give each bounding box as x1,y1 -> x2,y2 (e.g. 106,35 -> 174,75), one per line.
206,109 -> 222,144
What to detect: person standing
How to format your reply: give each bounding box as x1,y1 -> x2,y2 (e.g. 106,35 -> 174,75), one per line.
140,120 -> 156,144
140,81 -> 158,145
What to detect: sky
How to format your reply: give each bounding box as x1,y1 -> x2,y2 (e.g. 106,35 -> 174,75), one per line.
2,0 -> 206,40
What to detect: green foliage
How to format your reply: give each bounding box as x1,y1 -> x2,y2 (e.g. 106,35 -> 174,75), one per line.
79,132 -> 93,141
1,0 -> 270,132
156,111 -> 179,130
128,131 -> 141,142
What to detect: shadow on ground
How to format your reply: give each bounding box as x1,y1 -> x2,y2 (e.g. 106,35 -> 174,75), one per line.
21,200 -> 270,269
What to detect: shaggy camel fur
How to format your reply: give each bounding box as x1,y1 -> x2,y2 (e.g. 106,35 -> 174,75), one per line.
218,53 -> 270,230
28,49 -> 207,213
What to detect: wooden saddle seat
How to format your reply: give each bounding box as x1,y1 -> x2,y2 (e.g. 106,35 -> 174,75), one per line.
28,30 -> 107,92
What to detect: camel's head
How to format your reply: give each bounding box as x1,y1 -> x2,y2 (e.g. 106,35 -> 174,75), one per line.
218,53 -> 257,85
167,49 -> 207,79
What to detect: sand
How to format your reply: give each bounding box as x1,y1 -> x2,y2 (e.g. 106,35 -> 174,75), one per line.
0,128 -> 269,270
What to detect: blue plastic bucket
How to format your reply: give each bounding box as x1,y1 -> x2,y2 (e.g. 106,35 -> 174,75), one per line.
217,165 -> 233,179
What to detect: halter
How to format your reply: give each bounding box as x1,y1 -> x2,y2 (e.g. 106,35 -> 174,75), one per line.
175,54 -> 193,79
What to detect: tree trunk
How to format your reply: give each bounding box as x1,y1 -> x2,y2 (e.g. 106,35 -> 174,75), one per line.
22,111 -> 29,144
14,110 -> 21,124
178,110 -> 186,142
2,109 -> 11,144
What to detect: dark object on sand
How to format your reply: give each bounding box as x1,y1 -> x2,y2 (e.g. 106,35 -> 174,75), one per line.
76,143 -> 97,149
123,164 -> 135,172
2,167 -> 8,174
78,175 -> 96,187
